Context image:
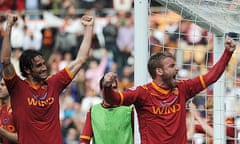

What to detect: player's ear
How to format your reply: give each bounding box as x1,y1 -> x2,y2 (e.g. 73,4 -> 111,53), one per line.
156,68 -> 163,75
24,67 -> 31,75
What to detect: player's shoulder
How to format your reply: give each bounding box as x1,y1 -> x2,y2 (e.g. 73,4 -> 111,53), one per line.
139,82 -> 152,90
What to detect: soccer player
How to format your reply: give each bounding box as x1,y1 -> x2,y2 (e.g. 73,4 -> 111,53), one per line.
0,78 -> 17,144
1,14 -> 94,143
80,76 -> 134,144
101,38 -> 236,144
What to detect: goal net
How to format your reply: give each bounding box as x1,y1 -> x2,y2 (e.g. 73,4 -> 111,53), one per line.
155,0 -> 240,36
134,0 -> 240,143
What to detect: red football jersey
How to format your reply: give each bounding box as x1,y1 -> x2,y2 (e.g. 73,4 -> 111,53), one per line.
103,49 -> 233,144
4,68 -> 72,144
0,103 -> 16,144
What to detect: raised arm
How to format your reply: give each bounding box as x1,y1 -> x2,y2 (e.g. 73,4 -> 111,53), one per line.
203,38 -> 236,86
102,72 -> 122,105
68,15 -> 94,77
1,14 -> 17,78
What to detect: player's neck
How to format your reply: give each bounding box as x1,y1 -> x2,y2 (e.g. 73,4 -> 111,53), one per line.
153,79 -> 169,90
25,79 -> 45,90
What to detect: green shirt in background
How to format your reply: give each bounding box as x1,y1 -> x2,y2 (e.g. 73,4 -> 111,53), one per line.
91,104 -> 134,144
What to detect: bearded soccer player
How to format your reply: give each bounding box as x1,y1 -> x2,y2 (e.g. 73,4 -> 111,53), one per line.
102,38 -> 236,144
1,14 -> 94,143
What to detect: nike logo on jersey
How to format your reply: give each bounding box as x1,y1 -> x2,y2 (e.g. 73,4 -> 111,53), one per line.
159,96 -> 178,107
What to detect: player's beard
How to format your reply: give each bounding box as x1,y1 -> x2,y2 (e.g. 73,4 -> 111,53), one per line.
162,72 -> 176,90
31,70 -> 48,82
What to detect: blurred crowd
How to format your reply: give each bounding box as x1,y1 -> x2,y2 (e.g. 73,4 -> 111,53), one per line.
1,0 -> 240,143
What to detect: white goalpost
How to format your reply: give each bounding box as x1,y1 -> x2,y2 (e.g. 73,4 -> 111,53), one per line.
134,0 -> 240,143
134,1 -> 149,144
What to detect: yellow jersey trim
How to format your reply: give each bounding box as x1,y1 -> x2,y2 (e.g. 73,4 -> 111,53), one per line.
199,75 -> 206,88
119,91 -> 124,105
65,67 -> 73,79
80,135 -> 91,140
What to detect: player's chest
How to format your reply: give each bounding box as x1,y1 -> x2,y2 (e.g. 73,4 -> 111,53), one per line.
143,89 -> 184,115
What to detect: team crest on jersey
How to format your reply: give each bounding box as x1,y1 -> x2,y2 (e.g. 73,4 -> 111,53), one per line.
2,118 -> 9,125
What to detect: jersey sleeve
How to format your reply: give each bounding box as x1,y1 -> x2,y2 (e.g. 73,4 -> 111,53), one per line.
3,73 -> 21,98
103,87 -> 142,106
80,109 -> 93,144
180,49 -> 234,100
47,67 -> 72,92
203,49 -> 233,86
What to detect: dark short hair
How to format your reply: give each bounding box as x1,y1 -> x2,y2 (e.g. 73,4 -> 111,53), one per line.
19,49 -> 44,78
99,75 -> 118,90
147,52 -> 175,79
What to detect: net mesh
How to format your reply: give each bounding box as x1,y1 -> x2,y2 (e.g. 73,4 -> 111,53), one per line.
146,0 -> 240,143
155,0 -> 240,36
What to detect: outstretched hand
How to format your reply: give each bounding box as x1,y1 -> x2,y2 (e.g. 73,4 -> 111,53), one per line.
225,38 -> 236,52
81,15 -> 94,27
6,14 -> 18,27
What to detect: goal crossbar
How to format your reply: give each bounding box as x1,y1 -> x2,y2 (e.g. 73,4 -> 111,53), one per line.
155,0 -> 240,36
